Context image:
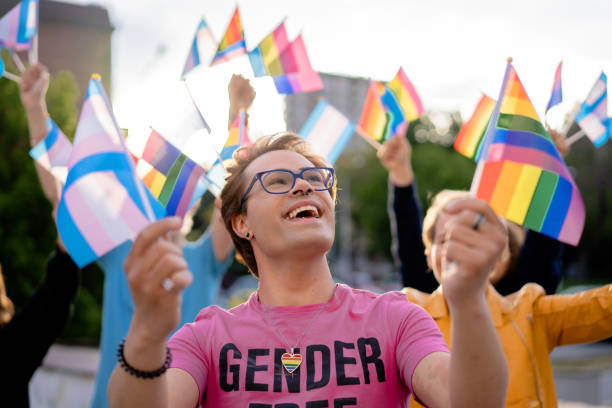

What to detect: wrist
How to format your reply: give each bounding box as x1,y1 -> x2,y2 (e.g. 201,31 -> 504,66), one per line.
389,167 -> 414,187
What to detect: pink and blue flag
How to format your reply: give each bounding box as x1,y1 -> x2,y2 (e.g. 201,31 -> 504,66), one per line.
575,72 -> 609,147
182,18 -> 217,77
0,0 -> 37,51
57,75 -> 164,267
299,100 -> 355,164
272,35 -> 323,94
29,117 -> 72,182
545,61 -> 563,113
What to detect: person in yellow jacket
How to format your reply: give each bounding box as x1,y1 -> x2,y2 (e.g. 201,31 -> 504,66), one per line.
403,189 -> 612,408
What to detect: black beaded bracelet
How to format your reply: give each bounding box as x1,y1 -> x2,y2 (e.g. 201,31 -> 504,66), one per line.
117,338 -> 172,379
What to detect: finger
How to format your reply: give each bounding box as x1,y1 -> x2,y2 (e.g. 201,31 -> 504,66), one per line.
163,269 -> 193,293
442,240 -> 495,277
137,238 -> 184,278
145,252 -> 189,292
445,222 -> 504,252
127,217 -> 182,264
444,198 -> 504,228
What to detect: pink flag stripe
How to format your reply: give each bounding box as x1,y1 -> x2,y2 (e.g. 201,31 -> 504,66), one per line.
174,166 -> 205,217
486,144 -> 571,181
557,185 -> 585,246
69,132 -> 125,167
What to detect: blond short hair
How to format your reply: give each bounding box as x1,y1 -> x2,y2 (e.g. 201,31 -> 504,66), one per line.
220,133 -> 335,277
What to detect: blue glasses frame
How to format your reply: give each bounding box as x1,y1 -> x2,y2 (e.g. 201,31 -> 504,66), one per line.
241,167 -> 335,203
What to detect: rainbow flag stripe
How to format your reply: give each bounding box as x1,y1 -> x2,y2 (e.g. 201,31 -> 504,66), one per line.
545,61 -> 563,113
272,35 -> 322,94
387,67 -> 424,121
454,94 -> 495,161
248,22 -> 290,77
220,108 -> 250,161
139,129 -> 207,217
472,62 -> 584,246
358,81 -> 392,142
210,7 -> 246,66
182,18 -> 217,77
0,0 -> 37,51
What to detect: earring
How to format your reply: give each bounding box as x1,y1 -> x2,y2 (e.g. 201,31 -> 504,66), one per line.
245,232 -> 251,239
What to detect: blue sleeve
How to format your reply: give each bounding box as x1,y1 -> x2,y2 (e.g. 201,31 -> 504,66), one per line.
494,230 -> 563,295
389,183 -> 438,292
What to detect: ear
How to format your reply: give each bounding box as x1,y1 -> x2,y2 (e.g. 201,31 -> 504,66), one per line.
426,250 -> 434,272
231,213 -> 249,238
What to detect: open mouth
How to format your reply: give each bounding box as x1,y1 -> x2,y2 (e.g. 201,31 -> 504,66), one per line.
285,205 -> 320,220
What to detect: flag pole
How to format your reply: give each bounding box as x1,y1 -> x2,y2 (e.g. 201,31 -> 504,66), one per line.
561,103 -> 580,137
470,57 -> 514,195
29,0 -> 39,64
355,126 -> 382,150
2,70 -> 21,82
565,129 -> 586,146
183,79 -> 227,172
10,50 -> 26,73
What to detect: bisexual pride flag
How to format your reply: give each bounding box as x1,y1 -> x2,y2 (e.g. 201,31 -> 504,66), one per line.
182,17 -> 217,77
210,7 -> 246,66
29,117 -> 72,182
57,75 -> 164,267
299,100 -> 355,165
0,0 -> 37,51
545,61 -> 563,113
472,60 -> 585,246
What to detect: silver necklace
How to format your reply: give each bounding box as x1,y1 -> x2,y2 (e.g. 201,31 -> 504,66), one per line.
258,284 -> 337,374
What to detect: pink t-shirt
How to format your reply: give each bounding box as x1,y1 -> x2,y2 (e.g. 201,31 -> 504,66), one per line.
169,284 -> 448,407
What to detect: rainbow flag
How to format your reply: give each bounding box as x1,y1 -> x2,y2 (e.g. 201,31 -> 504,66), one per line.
387,67 -> 424,121
57,75 -> 164,267
575,72 -> 609,147
0,0 -> 37,51
248,22 -> 290,77
137,129 -> 208,217
182,18 -> 217,77
299,100 -> 355,165
545,61 -> 563,113
210,7 -> 246,66
29,117 -> 73,182
358,81 -> 393,142
472,60 -> 585,246
219,108 -> 250,161
454,94 -> 496,161
271,35 -> 323,94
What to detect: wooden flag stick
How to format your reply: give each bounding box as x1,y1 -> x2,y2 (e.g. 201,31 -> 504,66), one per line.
565,129 -> 586,146
10,51 -> 26,73
2,71 -> 21,83
355,126 -> 382,150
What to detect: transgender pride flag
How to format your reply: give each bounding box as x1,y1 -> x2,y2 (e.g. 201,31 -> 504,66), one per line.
299,100 -> 355,165
57,75 -> 164,267
0,0 -> 37,51
576,72 -> 609,147
181,17 -> 217,78
29,117 -> 72,182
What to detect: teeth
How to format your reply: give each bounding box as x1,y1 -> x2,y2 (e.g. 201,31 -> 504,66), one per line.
287,205 -> 319,219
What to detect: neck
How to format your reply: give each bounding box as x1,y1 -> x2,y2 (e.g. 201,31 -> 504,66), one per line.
257,256 -> 335,306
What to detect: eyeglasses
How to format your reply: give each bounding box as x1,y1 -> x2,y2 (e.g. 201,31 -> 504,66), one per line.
241,167 -> 335,203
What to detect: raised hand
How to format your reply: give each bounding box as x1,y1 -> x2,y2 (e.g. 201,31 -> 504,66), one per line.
438,198 -> 507,307
19,63 -> 49,143
376,123 -> 413,186
228,74 -> 255,126
124,217 -> 193,344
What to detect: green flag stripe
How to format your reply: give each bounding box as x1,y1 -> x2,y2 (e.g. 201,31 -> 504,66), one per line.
523,171 -> 559,231
497,113 -> 549,139
158,154 -> 187,205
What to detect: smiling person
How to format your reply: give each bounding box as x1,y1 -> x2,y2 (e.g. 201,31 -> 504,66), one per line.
107,133 -> 508,408
404,189 -> 612,407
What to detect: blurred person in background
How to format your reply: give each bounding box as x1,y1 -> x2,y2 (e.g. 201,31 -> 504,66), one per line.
19,63 -> 254,407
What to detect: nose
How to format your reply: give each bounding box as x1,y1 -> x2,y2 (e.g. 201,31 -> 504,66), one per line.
291,176 -> 313,196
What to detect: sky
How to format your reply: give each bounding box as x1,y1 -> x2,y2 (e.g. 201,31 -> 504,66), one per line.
61,0 -> 612,148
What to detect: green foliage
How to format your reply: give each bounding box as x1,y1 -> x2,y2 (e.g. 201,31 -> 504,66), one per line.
0,68 -> 102,344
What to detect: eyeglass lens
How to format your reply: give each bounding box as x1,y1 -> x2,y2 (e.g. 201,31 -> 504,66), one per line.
261,168 -> 333,193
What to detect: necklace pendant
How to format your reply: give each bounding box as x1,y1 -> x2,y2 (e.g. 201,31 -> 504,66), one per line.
281,350 -> 302,374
